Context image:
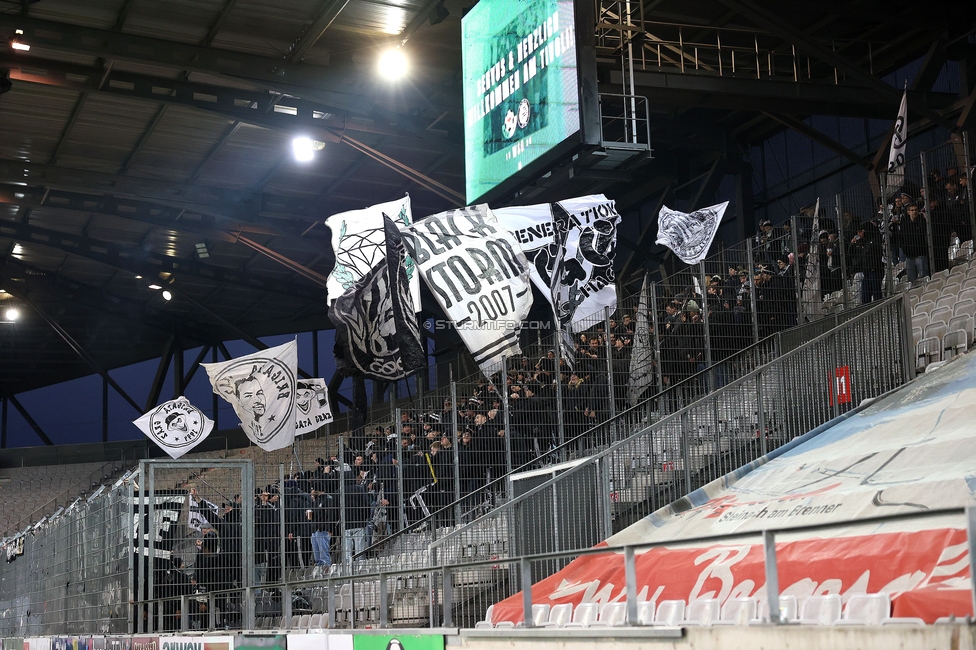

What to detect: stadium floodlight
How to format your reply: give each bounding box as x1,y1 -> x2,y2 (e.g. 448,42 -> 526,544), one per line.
4,308 -> 19,322
10,41 -> 30,52
377,47 -> 408,81
292,136 -> 324,162
161,290 -> 173,301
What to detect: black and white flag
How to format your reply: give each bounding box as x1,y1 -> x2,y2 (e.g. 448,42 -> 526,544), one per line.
801,198 -> 823,322
628,275 -> 655,406
495,194 -> 620,332
202,340 -> 298,452
295,378 -> 334,435
403,204 -> 533,377
132,397 -> 214,459
331,215 -> 427,382
325,195 -> 422,312
550,195 -> 621,330
655,201 -> 729,265
886,84 -> 908,195
493,202 -> 555,294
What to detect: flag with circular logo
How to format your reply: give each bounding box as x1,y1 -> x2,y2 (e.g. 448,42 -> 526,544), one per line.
132,396 -> 214,459
202,339 -> 298,451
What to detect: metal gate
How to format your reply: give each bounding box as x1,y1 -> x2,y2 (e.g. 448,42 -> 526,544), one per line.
133,459 -> 254,633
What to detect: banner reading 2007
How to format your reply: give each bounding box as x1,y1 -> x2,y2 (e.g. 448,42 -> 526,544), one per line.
403,205 -> 533,377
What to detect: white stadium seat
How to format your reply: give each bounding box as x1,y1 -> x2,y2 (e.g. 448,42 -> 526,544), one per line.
800,594 -> 842,625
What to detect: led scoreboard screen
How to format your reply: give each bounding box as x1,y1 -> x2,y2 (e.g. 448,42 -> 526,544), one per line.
462,0 -> 581,203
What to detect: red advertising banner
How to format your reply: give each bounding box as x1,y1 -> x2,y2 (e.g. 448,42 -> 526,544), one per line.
490,528 -> 972,624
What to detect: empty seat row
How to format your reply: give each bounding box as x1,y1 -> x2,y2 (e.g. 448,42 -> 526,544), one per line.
476,593 -> 928,628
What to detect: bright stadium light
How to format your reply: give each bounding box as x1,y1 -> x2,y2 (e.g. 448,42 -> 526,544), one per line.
161,290 -> 172,301
292,137 -> 324,162
4,308 -> 20,321
377,48 -> 408,81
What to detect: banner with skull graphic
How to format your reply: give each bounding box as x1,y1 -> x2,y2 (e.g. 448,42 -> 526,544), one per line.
132,396 -> 214,459
553,195 -> 621,330
202,339 -> 298,452
324,195 -> 421,312
655,201 -> 728,265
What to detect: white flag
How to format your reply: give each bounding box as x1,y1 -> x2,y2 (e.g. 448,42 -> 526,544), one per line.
493,202 -> 555,297
886,85 -> 908,195
801,198 -> 823,322
295,379 -> 334,435
628,276 -> 654,406
324,195 -> 421,312
655,201 -> 729,265
133,397 -> 214,459
403,204 -> 533,378
202,340 -> 298,452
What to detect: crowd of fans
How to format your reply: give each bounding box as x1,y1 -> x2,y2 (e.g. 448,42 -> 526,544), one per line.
149,168 -> 972,629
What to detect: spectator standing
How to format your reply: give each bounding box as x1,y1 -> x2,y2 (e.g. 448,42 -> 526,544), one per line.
895,202 -> 929,282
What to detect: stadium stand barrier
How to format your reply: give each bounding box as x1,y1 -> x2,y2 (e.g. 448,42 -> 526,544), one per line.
3,134 -> 975,633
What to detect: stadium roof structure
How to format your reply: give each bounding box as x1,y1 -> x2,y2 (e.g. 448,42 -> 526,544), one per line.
0,0 -> 973,420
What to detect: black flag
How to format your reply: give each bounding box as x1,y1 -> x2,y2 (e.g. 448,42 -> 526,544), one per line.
331,214 -> 426,381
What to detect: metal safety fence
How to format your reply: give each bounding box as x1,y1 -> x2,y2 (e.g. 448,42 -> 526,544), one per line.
0,294 -> 912,635
2,134 -> 970,634
421,294 -> 911,573
121,294 -> 910,633
0,480 -> 132,636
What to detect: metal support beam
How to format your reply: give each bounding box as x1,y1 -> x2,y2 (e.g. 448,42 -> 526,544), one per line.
204,0 -> 240,45
911,38 -> 948,93
0,41 -> 459,146
50,93 -> 89,165
120,105 -> 169,174
102,376 -> 109,443
182,345 -> 213,391
619,184 -> 672,280
145,338 -> 175,412
714,0 -> 957,131
0,214 -> 325,302
173,290 -> 314,380
12,291 -> 143,414
188,122 -> 242,182
762,112 -> 873,169
173,340 -> 184,398
2,55 -> 464,201
0,257 -> 202,340
288,0 -> 351,63
0,14 -> 342,93
7,395 -> 54,446
958,86 -> 976,130
690,158 -> 726,209
0,159 -> 319,223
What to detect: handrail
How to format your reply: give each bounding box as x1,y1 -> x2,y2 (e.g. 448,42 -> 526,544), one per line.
131,505 -> 968,633
428,294 -> 906,554
358,294 -> 903,561
354,337 -> 778,560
